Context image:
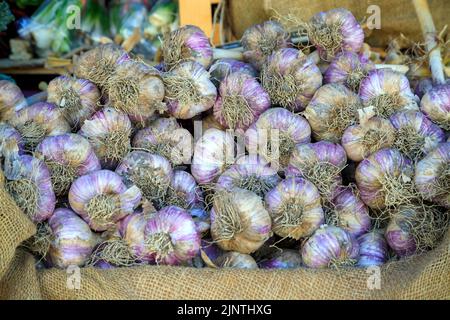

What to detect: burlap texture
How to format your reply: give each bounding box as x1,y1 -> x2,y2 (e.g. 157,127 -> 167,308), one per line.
227,0 -> 450,48
0,169 -> 449,299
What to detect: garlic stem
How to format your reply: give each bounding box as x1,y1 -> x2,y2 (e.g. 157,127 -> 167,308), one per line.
212,48 -> 244,60
374,64 -> 409,74
412,0 -> 446,85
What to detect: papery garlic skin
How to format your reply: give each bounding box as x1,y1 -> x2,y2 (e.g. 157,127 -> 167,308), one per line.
11,102 -> 71,150
265,177 -> 324,239
35,134 -> 101,196
47,76 -> 101,128
384,206 -> 447,257
324,51 -> 374,92
4,154 -> 55,223
305,83 -> 363,142
301,225 -> 360,268
241,21 -> 289,71
132,117 -> 193,166
261,48 -> 322,112
106,61 -> 166,123
119,212 -> 151,261
115,151 -> 172,206
0,122 -> 24,158
258,249 -> 302,269
162,25 -> 213,70
415,142 -> 450,208
191,128 -> 235,185
342,117 -> 396,162
331,187 -> 371,238
165,170 -> 204,213
215,252 -> 258,269
216,155 -> 280,198
0,80 -> 27,121
79,107 -> 132,169
359,69 -> 419,118
144,206 -> 200,265
420,84 -> 450,130
69,170 -> 142,231
414,78 -> 434,99
211,188 -> 272,254
357,230 -> 388,267
74,44 -> 130,88
48,208 -> 98,268
287,141 -> 347,201
214,72 -> 270,131
355,148 -> 414,210
389,111 -> 445,159
245,108 -> 311,168
308,8 -> 364,61
164,61 -> 217,119
209,58 -> 258,87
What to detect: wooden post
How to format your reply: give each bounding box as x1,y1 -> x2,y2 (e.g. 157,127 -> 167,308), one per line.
412,0 -> 446,85
179,0 -> 221,44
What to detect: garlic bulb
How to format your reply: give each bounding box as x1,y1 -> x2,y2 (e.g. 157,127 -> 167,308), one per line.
415,142 -> 450,208
79,107 -> 132,169
390,111 -> 445,160
420,84 -> 449,130
355,148 -> 414,210
258,249 -> 302,269
12,102 -> 70,150
261,48 -> 322,111
35,133 -> 101,196
164,61 -> 217,119
301,225 -> 360,268
106,60 -> 166,123
162,25 -> 213,70
241,21 -> 289,71
342,117 -> 395,162
191,128 -> 235,184
211,188 -> 271,254
143,206 -> 200,265
385,205 -> 449,257
287,141 -> 347,202
216,155 -> 280,198
117,212 -> 150,263
359,69 -> 419,118
48,208 -> 98,268
215,252 -> 258,269
69,169 -> 142,231
168,171 -> 203,209
307,8 -> 364,61
324,51 -> 374,92
330,186 -> 371,238
214,72 -> 270,132
304,83 -> 363,142
3,154 -> 55,223
357,230 -> 388,267
0,122 -> 24,158
132,117 -> 193,166
245,108 -> 311,168
209,58 -> 258,87
0,80 -> 27,121
115,151 -> 172,207
74,44 -> 130,88
47,76 -> 101,128
265,177 -> 324,239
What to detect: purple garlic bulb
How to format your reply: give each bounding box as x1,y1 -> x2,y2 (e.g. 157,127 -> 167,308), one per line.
301,225 -> 360,268
261,48 -> 322,111
357,230 -> 388,267
214,72 -> 270,132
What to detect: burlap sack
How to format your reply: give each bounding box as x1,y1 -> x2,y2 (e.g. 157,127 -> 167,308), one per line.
227,0 -> 450,48
0,169 -> 449,300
